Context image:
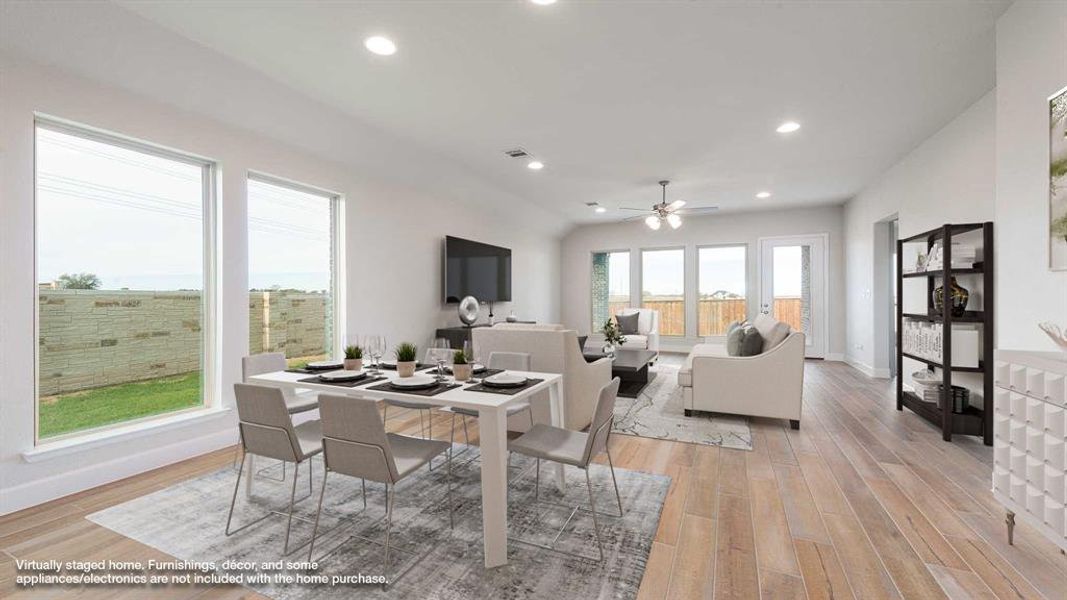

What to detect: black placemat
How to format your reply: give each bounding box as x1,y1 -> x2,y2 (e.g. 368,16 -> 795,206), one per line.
297,375 -> 388,388
365,381 -> 462,396
465,378 -> 545,395
286,367 -> 342,375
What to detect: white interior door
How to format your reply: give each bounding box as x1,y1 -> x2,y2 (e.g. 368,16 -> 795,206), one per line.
758,235 -> 827,358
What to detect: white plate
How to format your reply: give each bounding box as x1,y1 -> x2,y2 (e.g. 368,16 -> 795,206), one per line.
319,369 -> 366,382
483,373 -> 528,388
306,360 -> 343,371
389,375 -> 437,389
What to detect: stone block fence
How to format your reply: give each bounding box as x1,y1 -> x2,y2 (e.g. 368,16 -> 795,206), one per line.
38,289 -> 330,396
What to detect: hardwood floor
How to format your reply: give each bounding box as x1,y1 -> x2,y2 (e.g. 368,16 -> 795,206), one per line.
2,359 -> 1064,599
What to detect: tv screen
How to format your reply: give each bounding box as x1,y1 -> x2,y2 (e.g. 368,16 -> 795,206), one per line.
444,236 -> 512,303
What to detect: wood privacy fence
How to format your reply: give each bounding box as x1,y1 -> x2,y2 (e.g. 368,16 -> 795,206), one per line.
609,297 -> 803,337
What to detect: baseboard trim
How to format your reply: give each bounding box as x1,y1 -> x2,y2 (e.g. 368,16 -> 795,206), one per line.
1,428 -> 237,515
844,355 -> 892,379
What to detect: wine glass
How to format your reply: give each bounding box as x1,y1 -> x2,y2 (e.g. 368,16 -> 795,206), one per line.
368,335 -> 385,375
463,340 -> 482,382
430,337 -> 451,381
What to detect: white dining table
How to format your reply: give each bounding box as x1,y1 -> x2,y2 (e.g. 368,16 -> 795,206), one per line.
246,367 -> 565,568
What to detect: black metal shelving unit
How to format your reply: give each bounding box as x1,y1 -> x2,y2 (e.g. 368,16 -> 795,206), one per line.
896,222 -> 994,445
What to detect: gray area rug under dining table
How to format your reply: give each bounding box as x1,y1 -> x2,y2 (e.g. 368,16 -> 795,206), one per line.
87,448 -> 669,599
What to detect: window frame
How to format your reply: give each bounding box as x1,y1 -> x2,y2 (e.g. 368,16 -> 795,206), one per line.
246,170 -> 346,360
696,243 -> 750,337
589,248 -> 631,332
639,245 -> 687,338
32,115 -> 220,445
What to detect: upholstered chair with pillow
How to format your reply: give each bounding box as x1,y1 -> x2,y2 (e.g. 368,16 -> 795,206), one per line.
610,308 -> 660,354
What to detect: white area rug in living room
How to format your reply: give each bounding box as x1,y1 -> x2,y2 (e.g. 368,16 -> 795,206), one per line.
612,364 -> 753,451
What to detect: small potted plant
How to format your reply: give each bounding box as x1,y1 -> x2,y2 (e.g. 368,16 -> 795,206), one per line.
343,344 -> 363,370
451,349 -> 472,381
394,342 -> 418,377
601,318 -> 626,357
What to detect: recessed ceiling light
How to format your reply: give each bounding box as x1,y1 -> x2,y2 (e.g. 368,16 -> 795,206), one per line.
364,36 -> 397,56
776,121 -> 801,134
527,160 -> 544,170
530,0 -> 557,5
595,206 -> 607,213
756,191 -> 772,199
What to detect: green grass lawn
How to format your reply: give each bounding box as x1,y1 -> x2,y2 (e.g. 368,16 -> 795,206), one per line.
39,372 -> 202,439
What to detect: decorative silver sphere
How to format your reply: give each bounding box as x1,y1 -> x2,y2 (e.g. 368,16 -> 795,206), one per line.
458,296 -> 480,326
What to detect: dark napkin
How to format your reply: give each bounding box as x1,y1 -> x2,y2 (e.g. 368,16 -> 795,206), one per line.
465,378 -> 545,395
365,381 -> 462,397
298,375 -> 388,388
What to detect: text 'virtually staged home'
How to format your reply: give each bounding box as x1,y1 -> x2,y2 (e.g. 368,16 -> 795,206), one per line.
1,1 -> 1065,598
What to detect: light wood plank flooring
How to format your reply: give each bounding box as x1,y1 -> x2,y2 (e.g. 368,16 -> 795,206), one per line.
1,358 -> 1064,599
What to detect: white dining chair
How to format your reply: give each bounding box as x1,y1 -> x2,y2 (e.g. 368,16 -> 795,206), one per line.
227,383 -> 322,555
307,394 -> 454,586
507,377 -> 624,562
444,351 -> 534,463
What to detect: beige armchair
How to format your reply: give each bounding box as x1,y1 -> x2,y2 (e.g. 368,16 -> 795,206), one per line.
472,324 -> 612,431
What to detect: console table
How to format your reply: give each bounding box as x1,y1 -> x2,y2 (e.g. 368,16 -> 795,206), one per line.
435,322 -> 536,349
992,349 -> 1066,551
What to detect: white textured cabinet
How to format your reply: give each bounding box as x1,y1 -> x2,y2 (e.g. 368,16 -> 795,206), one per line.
993,350 -> 1067,551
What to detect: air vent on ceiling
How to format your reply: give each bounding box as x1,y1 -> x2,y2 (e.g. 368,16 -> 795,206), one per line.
585,202 -> 599,207
503,148 -> 530,159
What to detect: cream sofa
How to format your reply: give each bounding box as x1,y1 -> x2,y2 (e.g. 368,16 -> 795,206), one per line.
677,316 -> 805,428
472,323 -> 612,432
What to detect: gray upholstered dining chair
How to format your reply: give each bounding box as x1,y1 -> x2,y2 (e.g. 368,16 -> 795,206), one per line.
235,353 -> 321,475
507,377 -> 624,562
307,394 -> 453,585
444,351 -> 535,459
226,383 -> 323,554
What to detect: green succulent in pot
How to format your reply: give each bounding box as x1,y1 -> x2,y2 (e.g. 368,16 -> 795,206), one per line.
394,342 -> 418,377
451,349 -> 473,381
343,344 -> 363,370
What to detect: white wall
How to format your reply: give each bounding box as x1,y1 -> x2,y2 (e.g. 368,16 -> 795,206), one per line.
560,205 -> 847,356
995,1 -> 1067,350
843,92 -> 996,378
0,54 -> 564,514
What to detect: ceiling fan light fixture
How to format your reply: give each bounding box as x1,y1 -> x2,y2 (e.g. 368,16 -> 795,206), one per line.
645,215 -> 661,230
667,213 -> 682,229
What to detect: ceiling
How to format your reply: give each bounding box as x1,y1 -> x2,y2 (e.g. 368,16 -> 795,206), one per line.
52,1 -> 1015,223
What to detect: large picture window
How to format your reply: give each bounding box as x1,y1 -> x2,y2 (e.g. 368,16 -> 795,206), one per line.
247,175 -> 339,366
641,248 -> 685,336
698,245 -> 747,336
590,250 -> 630,331
35,121 -> 214,440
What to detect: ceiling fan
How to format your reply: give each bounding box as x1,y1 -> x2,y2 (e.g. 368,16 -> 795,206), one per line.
619,180 -> 718,230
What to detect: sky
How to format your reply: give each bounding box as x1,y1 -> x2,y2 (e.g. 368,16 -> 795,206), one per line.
36,127 -> 331,292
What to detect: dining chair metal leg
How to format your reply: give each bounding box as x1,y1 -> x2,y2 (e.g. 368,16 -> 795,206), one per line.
361,478 -> 367,509
282,460 -> 301,554
307,469 -> 329,562
225,452 -> 248,535
461,415 -> 470,445
606,447 -> 624,517
534,458 -> 541,502
385,484 -> 396,586
584,468 -> 606,563
446,445 -> 455,530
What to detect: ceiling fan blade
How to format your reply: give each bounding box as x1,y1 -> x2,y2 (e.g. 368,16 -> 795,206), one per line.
666,199 -> 686,210
617,207 -> 650,212
675,206 -> 719,215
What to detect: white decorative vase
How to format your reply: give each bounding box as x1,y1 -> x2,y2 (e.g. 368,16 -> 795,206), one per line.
344,358 -> 362,371
602,342 -> 616,357
396,361 -> 416,378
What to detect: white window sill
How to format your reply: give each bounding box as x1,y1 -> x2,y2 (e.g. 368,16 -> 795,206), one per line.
22,406 -> 232,463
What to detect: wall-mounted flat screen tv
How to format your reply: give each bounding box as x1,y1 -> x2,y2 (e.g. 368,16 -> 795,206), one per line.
444,236 -> 512,303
